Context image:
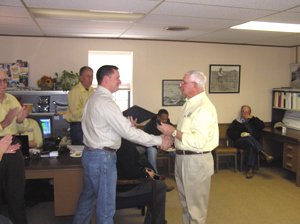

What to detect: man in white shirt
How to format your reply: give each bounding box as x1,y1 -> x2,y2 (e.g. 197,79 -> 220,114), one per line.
73,65 -> 173,224
158,70 -> 219,224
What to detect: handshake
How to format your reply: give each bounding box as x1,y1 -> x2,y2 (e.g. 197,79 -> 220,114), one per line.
156,123 -> 177,151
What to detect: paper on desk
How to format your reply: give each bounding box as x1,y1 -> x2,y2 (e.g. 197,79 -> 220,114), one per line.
67,145 -> 85,153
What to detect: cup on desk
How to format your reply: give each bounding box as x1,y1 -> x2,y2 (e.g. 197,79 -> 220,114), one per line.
24,103 -> 33,113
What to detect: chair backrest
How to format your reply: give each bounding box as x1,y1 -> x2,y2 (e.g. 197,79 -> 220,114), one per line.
218,123 -> 231,147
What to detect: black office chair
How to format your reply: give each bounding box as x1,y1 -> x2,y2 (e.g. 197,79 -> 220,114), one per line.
116,179 -> 157,224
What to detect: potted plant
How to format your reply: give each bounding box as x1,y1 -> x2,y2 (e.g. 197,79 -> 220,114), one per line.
55,70 -> 80,91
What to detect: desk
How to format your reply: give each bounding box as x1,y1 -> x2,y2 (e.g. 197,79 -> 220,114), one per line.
262,127 -> 300,187
25,150 -> 83,216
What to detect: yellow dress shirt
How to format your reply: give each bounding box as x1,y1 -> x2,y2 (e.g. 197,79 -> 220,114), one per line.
20,118 -> 43,148
175,92 -> 219,153
65,82 -> 94,122
0,93 -> 29,136
82,86 -> 162,150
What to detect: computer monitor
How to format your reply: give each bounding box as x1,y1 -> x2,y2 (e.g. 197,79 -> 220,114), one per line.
39,117 -> 52,140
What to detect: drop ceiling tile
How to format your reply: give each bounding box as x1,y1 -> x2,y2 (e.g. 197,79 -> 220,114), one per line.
0,0 -> 24,7
0,16 -> 37,26
287,6 -> 300,12
257,11 -> 300,24
0,24 -> 44,36
0,5 -> 31,18
166,0 -> 300,11
188,29 -> 293,44
151,2 -> 277,20
139,14 -> 244,29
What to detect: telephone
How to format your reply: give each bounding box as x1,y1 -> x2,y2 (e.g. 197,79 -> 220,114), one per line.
59,136 -> 71,147
274,122 -> 286,129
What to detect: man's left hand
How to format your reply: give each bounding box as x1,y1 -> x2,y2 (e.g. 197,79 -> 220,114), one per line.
157,123 -> 175,136
127,116 -> 137,127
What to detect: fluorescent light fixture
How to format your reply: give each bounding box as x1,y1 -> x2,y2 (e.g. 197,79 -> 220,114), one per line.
30,8 -> 144,22
231,21 -> 300,33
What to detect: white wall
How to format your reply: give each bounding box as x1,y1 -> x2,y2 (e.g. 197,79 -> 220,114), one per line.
0,36 -> 293,123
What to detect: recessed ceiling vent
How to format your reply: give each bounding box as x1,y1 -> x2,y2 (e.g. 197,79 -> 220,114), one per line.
165,26 -> 189,31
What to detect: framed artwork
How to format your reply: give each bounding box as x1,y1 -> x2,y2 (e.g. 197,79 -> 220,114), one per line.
209,64 -> 241,93
290,63 -> 300,89
162,80 -> 186,106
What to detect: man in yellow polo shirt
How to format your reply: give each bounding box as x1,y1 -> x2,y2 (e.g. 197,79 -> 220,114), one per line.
158,70 -> 219,224
0,68 -> 30,224
66,66 -> 94,145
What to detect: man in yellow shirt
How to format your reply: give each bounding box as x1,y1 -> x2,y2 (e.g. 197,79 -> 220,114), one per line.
158,70 -> 219,224
20,118 -> 43,148
0,69 -> 29,224
66,66 -> 94,145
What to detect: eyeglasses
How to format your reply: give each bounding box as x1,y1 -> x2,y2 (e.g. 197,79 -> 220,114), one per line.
180,80 -> 195,86
242,111 -> 250,113
0,78 -> 8,84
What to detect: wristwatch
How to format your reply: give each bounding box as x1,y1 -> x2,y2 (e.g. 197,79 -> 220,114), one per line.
172,130 -> 177,138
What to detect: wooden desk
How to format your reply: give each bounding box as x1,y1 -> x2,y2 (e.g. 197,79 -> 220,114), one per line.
262,127 -> 300,187
25,151 -> 83,216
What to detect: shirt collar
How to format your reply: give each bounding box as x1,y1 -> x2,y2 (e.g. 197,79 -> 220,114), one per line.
78,82 -> 93,92
186,91 -> 205,104
97,85 -> 113,99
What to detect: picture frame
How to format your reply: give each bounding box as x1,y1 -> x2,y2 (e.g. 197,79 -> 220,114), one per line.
290,63 -> 300,89
209,64 -> 241,93
162,80 -> 186,106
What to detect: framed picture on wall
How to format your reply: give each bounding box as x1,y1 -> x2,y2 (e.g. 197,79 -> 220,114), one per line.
209,64 -> 241,93
162,80 -> 186,106
290,63 -> 300,89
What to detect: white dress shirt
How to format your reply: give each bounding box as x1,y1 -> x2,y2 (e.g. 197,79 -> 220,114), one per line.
175,92 -> 219,152
82,86 -> 162,150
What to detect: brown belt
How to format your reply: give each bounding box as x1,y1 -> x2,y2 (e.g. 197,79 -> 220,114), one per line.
89,147 -> 116,152
176,150 -> 210,155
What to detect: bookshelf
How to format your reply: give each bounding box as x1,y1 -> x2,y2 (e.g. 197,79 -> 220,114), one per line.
272,88 -> 300,126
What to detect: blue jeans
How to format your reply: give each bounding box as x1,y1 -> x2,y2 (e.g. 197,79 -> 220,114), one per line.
73,147 -> 117,224
147,147 -> 159,173
70,122 -> 83,145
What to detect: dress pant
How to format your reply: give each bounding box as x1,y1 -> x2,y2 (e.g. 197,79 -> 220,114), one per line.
234,136 -> 264,166
70,122 -> 83,145
175,153 -> 214,224
0,150 -> 28,224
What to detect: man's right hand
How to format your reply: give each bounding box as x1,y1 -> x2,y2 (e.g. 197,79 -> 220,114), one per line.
0,107 -> 19,129
159,135 -> 173,150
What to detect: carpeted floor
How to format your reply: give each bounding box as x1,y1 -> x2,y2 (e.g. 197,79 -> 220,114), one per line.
1,161 -> 300,224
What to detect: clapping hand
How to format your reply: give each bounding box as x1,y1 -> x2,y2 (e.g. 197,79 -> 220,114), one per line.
0,107 -> 19,129
17,106 -> 30,124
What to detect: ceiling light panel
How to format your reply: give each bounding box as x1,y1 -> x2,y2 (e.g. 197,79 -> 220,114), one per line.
231,21 -> 300,33
24,0 -> 162,13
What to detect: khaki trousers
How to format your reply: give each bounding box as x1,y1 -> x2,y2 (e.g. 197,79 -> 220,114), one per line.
175,152 -> 214,224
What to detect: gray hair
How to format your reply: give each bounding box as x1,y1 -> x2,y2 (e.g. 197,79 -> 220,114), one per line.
184,70 -> 206,90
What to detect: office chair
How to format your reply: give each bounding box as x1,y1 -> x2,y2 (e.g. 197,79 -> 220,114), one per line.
214,125 -> 237,173
116,179 -> 156,224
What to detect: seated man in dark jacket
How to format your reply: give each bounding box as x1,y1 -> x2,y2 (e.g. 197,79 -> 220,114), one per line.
227,105 -> 274,179
116,138 -> 167,224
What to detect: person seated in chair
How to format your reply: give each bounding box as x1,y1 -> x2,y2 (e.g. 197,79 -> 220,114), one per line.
227,105 -> 274,179
19,118 -> 43,148
116,138 -> 167,224
137,109 -> 175,167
